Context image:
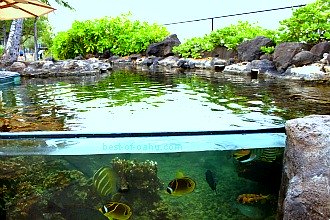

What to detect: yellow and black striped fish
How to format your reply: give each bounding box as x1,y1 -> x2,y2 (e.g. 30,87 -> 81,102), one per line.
99,202 -> 132,220
233,148 -> 283,163
93,167 -> 118,197
166,172 -> 196,196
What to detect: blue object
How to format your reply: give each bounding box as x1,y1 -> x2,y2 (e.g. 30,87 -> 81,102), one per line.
0,71 -> 21,86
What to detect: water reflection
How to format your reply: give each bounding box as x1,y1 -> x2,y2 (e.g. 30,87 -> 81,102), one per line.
0,70 -> 329,132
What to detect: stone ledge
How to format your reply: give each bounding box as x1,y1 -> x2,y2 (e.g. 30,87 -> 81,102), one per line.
278,115 -> 330,220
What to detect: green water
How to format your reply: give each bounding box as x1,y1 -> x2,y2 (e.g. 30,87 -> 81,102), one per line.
1,70 -> 329,132
0,149 -> 283,219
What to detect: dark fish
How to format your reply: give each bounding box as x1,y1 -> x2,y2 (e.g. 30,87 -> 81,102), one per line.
99,202 -> 132,220
205,169 -> 217,194
93,166 -> 118,197
166,173 -> 196,196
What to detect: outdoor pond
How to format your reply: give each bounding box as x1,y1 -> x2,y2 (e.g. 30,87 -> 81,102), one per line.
0,69 -> 330,219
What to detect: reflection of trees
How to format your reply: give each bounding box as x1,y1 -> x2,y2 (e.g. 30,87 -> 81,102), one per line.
74,70 -> 166,107
174,75 -> 287,117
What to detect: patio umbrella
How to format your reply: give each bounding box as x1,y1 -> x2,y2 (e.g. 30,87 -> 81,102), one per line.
0,0 -> 55,61
0,0 -> 55,20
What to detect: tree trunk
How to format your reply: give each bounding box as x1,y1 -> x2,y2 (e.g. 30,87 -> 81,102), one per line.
1,19 -> 24,64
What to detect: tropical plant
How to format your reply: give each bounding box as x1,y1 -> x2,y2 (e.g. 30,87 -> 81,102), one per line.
51,14 -> 170,59
173,21 -> 277,58
277,0 -> 330,43
260,46 -> 275,54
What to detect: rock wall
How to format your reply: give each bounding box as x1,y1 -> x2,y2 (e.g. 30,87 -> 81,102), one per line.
278,115 -> 330,220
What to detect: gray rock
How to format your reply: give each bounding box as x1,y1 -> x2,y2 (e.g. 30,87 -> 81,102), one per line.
291,51 -> 318,67
278,115 -> 330,220
245,59 -> 276,73
283,64 -> 329,81
146,34 -> 181,57
310,41 -> 330,59
237,36 -> 275,61
327,53 -> 330,64
202,46 -> 237,60
273,42 -> 310,73
158,56 -> 179,67
8,62 -> 26,72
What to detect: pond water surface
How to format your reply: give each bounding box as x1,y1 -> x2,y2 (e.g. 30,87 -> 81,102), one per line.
1,70 -> 329,132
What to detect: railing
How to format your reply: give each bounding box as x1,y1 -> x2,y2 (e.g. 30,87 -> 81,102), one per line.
163,4 -> 306,31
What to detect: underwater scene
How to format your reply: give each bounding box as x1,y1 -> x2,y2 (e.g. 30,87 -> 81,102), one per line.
0,133 -> 285,220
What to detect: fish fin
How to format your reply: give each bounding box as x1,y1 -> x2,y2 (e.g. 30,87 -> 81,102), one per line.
176,171 -> 185,178
239,154 -> 257,163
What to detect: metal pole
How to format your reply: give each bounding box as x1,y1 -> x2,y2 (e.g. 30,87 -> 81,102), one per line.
211,18 -> 214,31
34,17 -> 38,61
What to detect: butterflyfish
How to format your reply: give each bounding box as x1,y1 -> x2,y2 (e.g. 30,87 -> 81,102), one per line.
233,148 -> 283,163
166,172 -> 196,196
99,202 -> 132,220
93,166 -> 118,197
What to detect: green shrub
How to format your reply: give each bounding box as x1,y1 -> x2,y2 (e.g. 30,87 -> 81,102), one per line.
0,45 -> 4,56
260,46 -> 275,54
51,13 -> 169,59
173,21 -> 277,58
277,0 -> 330,44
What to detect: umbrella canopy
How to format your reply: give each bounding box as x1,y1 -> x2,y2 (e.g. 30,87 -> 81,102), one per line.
0,0 -> 55,20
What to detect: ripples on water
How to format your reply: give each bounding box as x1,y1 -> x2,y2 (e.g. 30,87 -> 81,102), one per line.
1,70 -> 329,132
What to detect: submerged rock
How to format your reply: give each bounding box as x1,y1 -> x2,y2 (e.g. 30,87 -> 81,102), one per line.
278,115 -> 330,220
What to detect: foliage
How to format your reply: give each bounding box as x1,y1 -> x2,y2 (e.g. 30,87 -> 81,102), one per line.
172,36 -> 213,59
51,14 -> 169,59
0,45 -> 4,56
277,0 -> 330,43
21,17 -> 54,49
173,21 -> 277,58
260,46 -> 275,54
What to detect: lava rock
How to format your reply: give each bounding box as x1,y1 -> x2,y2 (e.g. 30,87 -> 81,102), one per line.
237,36 -> 275,62
273,42 -> 310,72
245,59 -> 276,73
202,46 -> 237,60
291,51 -> 318,67
8,61 -> 26,72
146,34 -> 181,57
310,41 -> 330,59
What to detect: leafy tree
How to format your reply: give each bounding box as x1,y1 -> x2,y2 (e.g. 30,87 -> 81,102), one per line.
51,13 -> 170,59
173,21 -> 276,58
1,0 -> 73,63
277,0 -> 330,43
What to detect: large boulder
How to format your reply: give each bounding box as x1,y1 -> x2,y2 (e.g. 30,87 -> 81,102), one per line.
8,61 -> 26,72
310,41 -> 330,59
202,46 -> 237,60
291,51 -> 318,67
237,36 -> 275,61
273,42 -> 310,72
278,115 -> 330,220
146,34 -> 181,57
